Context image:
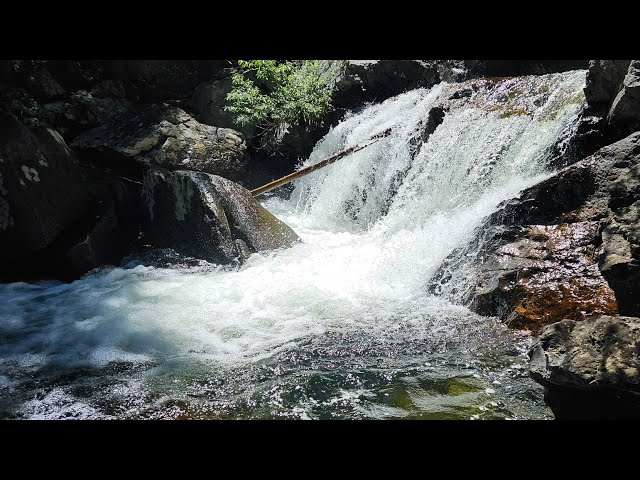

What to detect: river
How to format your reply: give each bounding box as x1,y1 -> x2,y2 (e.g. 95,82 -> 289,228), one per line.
0,71 -> 586,419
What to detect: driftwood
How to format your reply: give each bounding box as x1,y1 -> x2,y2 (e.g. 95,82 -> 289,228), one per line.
250,127 -> 392,197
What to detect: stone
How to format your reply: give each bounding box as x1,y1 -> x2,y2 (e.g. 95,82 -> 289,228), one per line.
433,131 -> 640,327
71,105 -> 248,181
122,60 -> 228,101
63,179 -> 141,278
529,315 -> 640,419
608,60 -> 640,135
471,222 -> 617,331
0,109 -> 90,263
189,69 -> 249,132
330,60 -> 439,109
584,60 -> 631,112
142,168 -> 299,264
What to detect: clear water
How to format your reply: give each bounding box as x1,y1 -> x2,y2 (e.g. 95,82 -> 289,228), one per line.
0,71 -> 586,419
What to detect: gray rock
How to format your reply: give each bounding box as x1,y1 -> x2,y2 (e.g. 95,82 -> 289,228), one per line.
608,60 -> 640,134
529,315 -> 640,419
0,109 -> 90,260
584,60 -> 631,112
331,60 -> 439,109
142,167 -> 299,264
189,69 -> 250,132
72,105 -> 248,181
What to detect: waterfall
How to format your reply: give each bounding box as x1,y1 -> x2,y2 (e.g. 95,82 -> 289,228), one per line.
0,70 -> 586,419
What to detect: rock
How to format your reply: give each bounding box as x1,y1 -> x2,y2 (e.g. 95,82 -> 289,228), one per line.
608,60 -> 640,136
0,109 -> 141,281
331,60 -> 439,109
63,179 -> 141,278
42,90 -> 132,141
189,69 -> 248,131
471,222 -> 617,331
0,60 -> 66,102
434,131 -> 640,327
71,105 -> 248,181
121,60 -> 228,102
142,168 -> 299,264
432,60 -> 589,84
584,60 -> 631,113
0,109 -> 91,263
529,315 -> 640,419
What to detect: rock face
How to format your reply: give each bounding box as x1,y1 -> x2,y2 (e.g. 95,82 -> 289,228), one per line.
584,60 -> 632,112
0,109 -> 141,280
608,60 -> 640,135
330,60 -> 439,109
72,105 -> 248,181
0,109 -> 90,261
583,60 -> 640,143
529,315 -> 640,419
434,131 -> 640,329
142,168 -> 299,264
433,60 -> 588,84
471,222 -> 617,331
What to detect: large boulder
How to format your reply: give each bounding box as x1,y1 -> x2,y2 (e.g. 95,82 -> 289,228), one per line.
142,168 -> 299,264
583,59 -> 640,143
0,110 -> 141,281
608,60 -> 640,136
71,105 -> 248,181
433,131 -> 640,328
330,60 -> 439,109
529,315 -> 640,419
584,60 -> 631,113
471,222 -> 617,331
0,110 -> 91,263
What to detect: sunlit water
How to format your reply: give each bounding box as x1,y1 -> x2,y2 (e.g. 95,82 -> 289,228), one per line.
0,71 -> 586,419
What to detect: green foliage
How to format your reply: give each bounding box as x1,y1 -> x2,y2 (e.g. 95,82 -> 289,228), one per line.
225,60 -> 335,136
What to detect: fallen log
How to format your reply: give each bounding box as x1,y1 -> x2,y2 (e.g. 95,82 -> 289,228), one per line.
251,127 -> 392,197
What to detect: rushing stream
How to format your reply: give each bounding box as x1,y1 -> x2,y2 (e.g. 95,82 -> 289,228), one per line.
0,71 -> 587,419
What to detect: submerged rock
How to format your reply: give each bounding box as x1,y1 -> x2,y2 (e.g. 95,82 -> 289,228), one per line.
142,168 -> 299,264
529,315 -> 640,419
71,104 -> 248,181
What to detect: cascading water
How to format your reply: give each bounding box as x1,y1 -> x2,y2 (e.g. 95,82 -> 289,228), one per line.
0,71 -> 586,419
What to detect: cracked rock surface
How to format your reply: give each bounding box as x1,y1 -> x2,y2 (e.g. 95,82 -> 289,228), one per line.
71,104 -> 248,181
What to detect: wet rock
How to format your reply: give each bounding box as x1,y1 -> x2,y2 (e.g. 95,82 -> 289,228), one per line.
433,60 -> 588,83
0,109 -> 90,263
472,222 -> 617,331
529,315 -> 640,419
142,167 -> 299,264
434,131 -> 640,327
71,104 -> 248,181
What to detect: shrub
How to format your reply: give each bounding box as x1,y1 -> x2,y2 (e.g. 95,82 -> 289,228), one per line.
225,60 -> 337,145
